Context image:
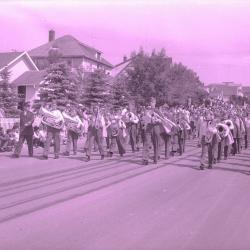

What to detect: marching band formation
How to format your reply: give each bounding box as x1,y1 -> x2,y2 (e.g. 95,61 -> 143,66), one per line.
4,97 -> 250,170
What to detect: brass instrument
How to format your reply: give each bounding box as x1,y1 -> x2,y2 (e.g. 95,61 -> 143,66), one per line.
156,111 -> 177,134
62,111 -> 83,134
224,119 -> 234,130
39,107 -> 64,130
216,123 -> 229,138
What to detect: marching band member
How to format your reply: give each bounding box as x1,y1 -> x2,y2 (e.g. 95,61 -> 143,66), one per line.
85,105 -> 105,161
142,97 -> 162,165
244,112 -> 250,149
108,108 -> 126,157
63,107 -> 83,156
199,110 -> 217,170
232,113 -> 245,154
217,121 -> 233,162
12,102 -> 34,158
137,107 -> 146,147
175,112 -> 187,156
158,106 -> 175,159
124,102 -> 139,153
42,101 -> 64,160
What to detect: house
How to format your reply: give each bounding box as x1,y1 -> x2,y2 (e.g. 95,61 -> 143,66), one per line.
0,51 -> 45,108
111,55 -> 172,79
206,82 -> 243,102
29,30 -> 113,74
111,57 -> 133,78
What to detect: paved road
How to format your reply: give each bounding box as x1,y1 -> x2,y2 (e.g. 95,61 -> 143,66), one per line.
0,140 -> 250,250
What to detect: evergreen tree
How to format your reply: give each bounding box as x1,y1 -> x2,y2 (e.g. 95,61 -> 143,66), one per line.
81,69 -> 111,108
111,79 -> 130,108
33,62 -> 79,110
0,68 -> 19,117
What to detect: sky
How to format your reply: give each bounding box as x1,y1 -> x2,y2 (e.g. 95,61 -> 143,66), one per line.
0,0 -> 250,85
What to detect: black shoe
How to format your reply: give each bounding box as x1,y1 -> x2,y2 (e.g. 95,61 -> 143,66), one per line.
136,147 -> 140,152
29,155 -> 33,158
54,155 -> 59,159
12,154 -> 19,158
101,155 -> 104,160
200,164 -> 204,170
63,152 -> 70,156
109,152 -> 113,157
41,155 -> 48,160
120,153 -> 124,157
142,160 -> 149,165
86,156 -> 90,162
208,165 -> 212,169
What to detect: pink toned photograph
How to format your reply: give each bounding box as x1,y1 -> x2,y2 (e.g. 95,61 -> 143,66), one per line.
0,0 -> 250,249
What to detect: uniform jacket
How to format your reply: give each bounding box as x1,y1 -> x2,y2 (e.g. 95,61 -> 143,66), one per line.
20,111 -> 35,136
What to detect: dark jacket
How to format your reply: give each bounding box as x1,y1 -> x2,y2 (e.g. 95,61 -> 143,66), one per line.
20,111 -> 34,135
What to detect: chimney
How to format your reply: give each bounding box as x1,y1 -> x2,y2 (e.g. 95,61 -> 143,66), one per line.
49,30 -> 55,42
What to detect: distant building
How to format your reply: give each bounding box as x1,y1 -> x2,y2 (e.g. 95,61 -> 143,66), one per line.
111,57 -> 133,78
242,86 -> 250,100
206,82 -> 243,102
111,56 -> 172,79
0,51 -> 45,108
29,30 -> 113,74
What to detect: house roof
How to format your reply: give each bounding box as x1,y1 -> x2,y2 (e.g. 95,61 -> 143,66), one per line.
11,70 -> 46,86
111,58 -> 133,77
28,35 -> 113,68
0,52 -> 23,69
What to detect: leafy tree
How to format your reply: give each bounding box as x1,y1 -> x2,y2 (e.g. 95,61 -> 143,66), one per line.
122,48 -> 205,107
0,68 -> 19,117
33,62 -> 79,110
124,48 -> 171,106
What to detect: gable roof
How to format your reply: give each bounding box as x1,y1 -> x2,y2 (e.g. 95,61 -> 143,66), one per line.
111,58 -> 133,77
11,70 -> 46,86
29,35 -> 113,68
0,51 -> 39,72
0,52 -> 23,69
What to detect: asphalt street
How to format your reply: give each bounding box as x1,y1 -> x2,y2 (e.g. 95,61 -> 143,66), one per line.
0,140 -> 250,250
